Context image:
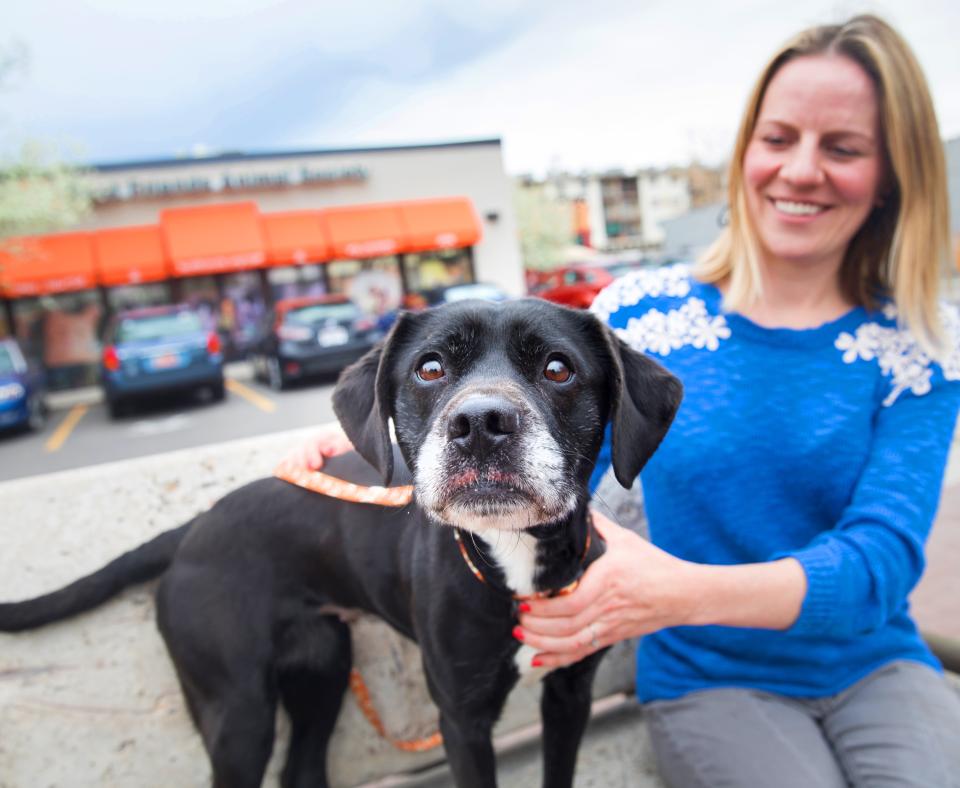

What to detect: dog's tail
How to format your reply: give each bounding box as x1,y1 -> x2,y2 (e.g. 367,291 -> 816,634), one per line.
0,523 -> 192,632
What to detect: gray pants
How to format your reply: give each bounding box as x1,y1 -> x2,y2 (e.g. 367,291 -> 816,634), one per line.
644,661 -> 960,787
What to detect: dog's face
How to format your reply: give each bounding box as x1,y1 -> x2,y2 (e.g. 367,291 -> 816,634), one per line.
334,299 -> 681,534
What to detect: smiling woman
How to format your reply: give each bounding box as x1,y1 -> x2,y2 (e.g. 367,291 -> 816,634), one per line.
516,14 -> 960,788
698,15 -> 950,351
743,55 -> 885,302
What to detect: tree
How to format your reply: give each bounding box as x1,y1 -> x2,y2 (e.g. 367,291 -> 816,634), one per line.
0,41 -> 91,241
0,141 -> 92,239
513,182 -> 573,271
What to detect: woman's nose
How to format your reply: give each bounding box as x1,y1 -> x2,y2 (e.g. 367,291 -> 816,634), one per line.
779,139 -> 825,186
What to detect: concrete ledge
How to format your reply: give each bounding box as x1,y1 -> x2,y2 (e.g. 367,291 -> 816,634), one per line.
0,429 -> 646,787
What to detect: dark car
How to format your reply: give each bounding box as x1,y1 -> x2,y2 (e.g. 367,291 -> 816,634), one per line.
421,282 -> 510,307
101,305 -> 225,418
0,338 -> 46,433
250,295 -> 383,390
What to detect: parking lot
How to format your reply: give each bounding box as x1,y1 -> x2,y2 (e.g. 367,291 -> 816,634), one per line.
0,362 -> 338,482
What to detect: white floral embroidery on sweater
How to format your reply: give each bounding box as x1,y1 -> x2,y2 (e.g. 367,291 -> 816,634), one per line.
835,303 -> 960,407
591,263 -> 692,323
615,298 -> 731,356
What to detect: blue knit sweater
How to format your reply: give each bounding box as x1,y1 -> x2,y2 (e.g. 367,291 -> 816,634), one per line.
590,265 -> 960,702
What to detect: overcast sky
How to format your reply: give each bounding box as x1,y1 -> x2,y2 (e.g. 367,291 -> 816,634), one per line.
3,0 -> 959,176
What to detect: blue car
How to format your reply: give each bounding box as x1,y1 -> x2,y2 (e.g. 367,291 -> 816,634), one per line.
0,338 -> 47,433
101,305 -> 225,418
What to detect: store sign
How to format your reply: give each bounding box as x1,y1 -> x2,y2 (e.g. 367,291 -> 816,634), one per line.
93,165 -> 368,203
172,251 -> 267,276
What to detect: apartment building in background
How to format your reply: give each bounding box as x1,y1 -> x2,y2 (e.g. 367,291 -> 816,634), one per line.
525,162 -> 724,255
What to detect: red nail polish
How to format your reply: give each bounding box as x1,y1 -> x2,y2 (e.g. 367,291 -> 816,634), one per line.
512,625 -> 525,642
531,657 -> 543,668
518,602 -> 531,613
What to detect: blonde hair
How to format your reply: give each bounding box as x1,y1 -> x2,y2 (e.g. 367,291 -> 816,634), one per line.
696,14 -> 951,357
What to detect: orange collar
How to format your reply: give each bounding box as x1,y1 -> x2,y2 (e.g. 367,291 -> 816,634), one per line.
453,522 -> 595,601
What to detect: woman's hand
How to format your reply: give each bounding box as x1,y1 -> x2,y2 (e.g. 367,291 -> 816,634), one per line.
515,511 -> 702,669
284,422 -> 355,470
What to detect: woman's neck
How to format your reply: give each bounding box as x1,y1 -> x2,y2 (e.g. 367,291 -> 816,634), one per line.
726,259 -> 855,330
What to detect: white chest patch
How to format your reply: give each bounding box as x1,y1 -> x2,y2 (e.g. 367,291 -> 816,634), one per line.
476,532 -> 539,597
514,643 -> 553,682
474,533 -> 557,681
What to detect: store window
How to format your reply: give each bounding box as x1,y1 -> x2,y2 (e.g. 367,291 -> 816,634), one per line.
12,291 -> 103,390
402,248 -> 475,294
267,264 -> 327,302
327,256 -> 403,319
175,276 -> 220,332
221,271 -> 267,358
105,282 -> 172,314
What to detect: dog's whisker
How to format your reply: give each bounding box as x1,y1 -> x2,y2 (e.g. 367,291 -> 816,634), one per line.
468,529 -> 499,569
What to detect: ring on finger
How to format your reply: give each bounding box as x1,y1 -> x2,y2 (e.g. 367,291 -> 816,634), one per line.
589,623 -> 600,649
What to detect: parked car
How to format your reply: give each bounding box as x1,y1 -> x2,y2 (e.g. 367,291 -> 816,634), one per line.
250,295 -> 383,390
533,265 -> 615,309
101,305 -> 225,418
0,337 -> 46,433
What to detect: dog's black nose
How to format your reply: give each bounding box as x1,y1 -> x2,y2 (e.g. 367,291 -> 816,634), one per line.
447,396 -> 521,456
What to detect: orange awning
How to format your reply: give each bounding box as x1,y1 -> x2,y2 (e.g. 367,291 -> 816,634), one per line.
321,203 -> 409,259
93,225 -> 169,286
398,197 -> 482,252
261,211 -> 332,266
160,201 -> 266,276
0,233 -> 97,297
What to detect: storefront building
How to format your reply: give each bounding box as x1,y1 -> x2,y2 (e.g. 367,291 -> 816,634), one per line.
0,138 -> 522,389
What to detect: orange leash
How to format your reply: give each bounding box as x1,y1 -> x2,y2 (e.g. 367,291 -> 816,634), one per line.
348,669 -> 444,752
274,459 -> 413,507
274,461 -> 440,751
272,461 -> 595,752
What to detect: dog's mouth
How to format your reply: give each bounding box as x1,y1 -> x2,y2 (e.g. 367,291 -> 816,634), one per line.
444,468 -> 526,495
439,467 -> 536,514
421,463 -> 570,532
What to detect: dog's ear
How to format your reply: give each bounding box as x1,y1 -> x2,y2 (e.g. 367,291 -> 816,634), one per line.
601,325 -> 683,488
333,314 -> 414,485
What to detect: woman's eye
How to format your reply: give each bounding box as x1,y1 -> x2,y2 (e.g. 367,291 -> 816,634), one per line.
544,358 -> 573,383
829,145 -> 858,158
763,135 -> 787,147
417,358 -> 445,382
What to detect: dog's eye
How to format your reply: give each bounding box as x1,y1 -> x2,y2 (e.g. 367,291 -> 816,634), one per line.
417,357 -> 445,382
544,357 -> 573,383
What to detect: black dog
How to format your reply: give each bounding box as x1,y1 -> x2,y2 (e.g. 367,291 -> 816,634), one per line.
0,298 -> 681,788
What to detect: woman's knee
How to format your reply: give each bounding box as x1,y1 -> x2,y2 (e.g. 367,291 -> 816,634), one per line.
645,688 -> 847,788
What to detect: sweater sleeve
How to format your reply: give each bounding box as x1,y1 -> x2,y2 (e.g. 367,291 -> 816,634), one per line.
782,371 -> 960,638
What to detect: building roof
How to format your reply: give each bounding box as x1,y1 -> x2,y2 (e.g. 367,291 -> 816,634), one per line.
89,138 -> 503,173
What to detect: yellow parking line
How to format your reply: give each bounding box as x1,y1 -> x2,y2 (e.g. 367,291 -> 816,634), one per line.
45,404 -> 88,452
225,378 -> 277,413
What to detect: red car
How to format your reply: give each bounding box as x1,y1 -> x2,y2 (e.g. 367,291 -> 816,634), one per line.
532,266 -> 615,309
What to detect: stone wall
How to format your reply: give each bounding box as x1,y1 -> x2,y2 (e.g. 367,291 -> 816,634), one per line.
0,429 -> 638,787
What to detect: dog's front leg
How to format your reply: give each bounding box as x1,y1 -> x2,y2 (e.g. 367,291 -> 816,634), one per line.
437,710 -> 499,788
539,651 -> 607,788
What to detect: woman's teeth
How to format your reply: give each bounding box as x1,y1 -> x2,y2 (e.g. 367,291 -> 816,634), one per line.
773,200 -> 824,216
